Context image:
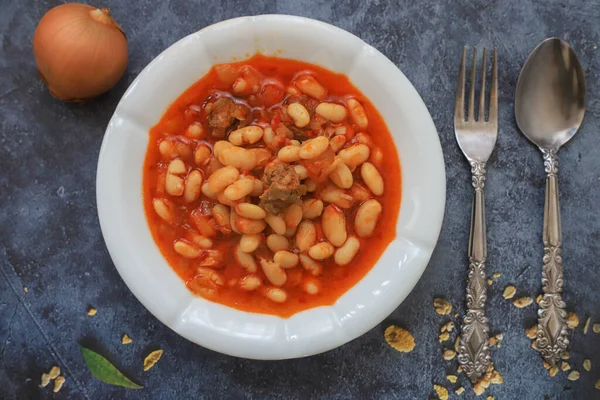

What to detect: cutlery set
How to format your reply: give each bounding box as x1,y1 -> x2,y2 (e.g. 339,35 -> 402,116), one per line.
454,38 -> 586,383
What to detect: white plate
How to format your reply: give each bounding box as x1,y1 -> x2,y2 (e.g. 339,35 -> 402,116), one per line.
96,15 -> 445,359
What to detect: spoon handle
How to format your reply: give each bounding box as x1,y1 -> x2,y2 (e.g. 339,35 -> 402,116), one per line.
536,149 -> 569,366
458,161 -> 492,383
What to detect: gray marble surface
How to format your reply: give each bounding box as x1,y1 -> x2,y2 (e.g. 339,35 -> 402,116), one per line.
1,0 -> 599,399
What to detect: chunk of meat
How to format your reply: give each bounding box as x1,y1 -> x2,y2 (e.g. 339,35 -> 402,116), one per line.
259,164 -> 306,214
206,97 -> 250,137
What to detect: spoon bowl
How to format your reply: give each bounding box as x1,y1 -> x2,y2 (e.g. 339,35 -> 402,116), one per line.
515,38 -> 586,150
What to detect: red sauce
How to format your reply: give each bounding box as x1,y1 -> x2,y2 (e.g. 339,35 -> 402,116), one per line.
142,54 -> 401,317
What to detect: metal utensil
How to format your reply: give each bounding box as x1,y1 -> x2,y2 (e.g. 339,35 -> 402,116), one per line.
515,38 -> 586,366
454,47 -> 498,383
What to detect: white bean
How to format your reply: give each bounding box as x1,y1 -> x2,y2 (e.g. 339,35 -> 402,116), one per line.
329,163 -> 353,189
260,259 -> 287,287
265,213 -> 286,235
346,98 -> 368,129
334,236 -> 361,265
299,136 -> 329,159
295,221 -> 316,251
330,135 -> 347,153
251,178 -> 264,196
208,165 -> 239,193
293,164 -> 308,180
235,215 -> 267,235
165,174 -> 184,196
361,162 -> 384,196
295,75 -> 327,100
217,191 -> 242,207
213,140 -> 233,158
308,241 -> 335,260
211,204 -> 231,232
240,234 -> 261,253
263,287 -> 287,303
186,122 -> 205,139
299,253 -> 322,276
218,145 -> 257,171
305,179 -> 317,192
201,181 -> 218,200
283,204 -> 303,229
224,178 -> 254,201
239,275 -> 261,291
174,240 -> 201,258
183,170 -> 203,202
318,184 -> 354,209
167,159 -> 186,175
274,251 -> 299,268
194,144 -> 211,166
287,103 -> 310,128
266,234 -> 289,252
338,144 -> 370,168
189,233 -> 213,249
278,145 -> 301,162
355,199 -> 382,237
235,203 -> 267,220
321,205 -> 347,247
302,199 -> 324,220
153,198 -> 176,222
315,102 -> 347,123
228,126 -> 264,145
302,278 -> 321,295
349,183 -> 372,202
235,245 -> 258,273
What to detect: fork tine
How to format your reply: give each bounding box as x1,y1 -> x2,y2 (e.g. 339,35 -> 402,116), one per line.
488,48 -> 498,123
454,47 -> 467,123
478,48 -> 487,121
468,47 -> 477,121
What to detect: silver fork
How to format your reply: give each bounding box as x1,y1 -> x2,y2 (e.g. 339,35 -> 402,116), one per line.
454,47 -> 498,383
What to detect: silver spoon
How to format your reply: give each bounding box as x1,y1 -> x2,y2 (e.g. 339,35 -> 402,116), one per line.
515,38 -> 586,366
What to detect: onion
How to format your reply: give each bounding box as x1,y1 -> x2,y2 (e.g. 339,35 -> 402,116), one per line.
33,3 -> 128,102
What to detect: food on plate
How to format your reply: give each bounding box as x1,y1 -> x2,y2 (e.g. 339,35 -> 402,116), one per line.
143,54 -> 401,317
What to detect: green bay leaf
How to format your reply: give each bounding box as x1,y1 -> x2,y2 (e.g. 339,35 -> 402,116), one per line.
80,345 -> 143,389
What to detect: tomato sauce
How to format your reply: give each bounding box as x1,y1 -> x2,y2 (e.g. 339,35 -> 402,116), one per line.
142,54 -> 401,317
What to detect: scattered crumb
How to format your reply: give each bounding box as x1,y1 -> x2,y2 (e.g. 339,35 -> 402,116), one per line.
502,285 -> 516,299
434,298 -> 452,315
439,332 -> 450,343
122,334 -> 133,345
441,321 -> 455,333
489,336 -> 498,347
495,333 -> 503,341
561,362 -> 571,371
543,360 -> 551,370
41,373 -> 51,387
456,387 -> 465,395
457,365 -> 463,374
567,312 -> 580,329
492,273 -> 501,278
513,297 -> 534,308
473,381 -> 486,395
454,313 -> 459,318
526,325 -> 537,339
561,351 -> 570,360
53,376 -> 65,393
487,278 -> 493,285
433,384 -> 449,400
532,340 -> 539,351
87,308 -> 97,316
446,375 -> 457,383
490,370 -> 503,384
143,350 -> 164,371
549,365 -> 559,377
384,325 -> 415,352
442,349 -> 457,360
23,286 -> 28,293
536,294 -> 543,304
48,366 -> 60,380
593,323 -> 600,333
454,336 -> 460,352
596,379 -> 600,389
594,44 -> 598,50
583,317 -> 591,334
583,359 -> 591,372
487,396 -> 494,400
567,370 -> 580,381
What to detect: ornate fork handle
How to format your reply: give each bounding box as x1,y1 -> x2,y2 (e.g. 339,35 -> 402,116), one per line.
536,149 -> 569,365
458,161 -> 492,383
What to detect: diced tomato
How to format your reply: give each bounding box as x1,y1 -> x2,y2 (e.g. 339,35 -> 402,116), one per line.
257,83 -> 285,107
301,146 -> 335,182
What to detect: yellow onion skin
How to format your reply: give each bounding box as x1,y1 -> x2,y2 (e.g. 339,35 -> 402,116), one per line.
33,3 -> 128,102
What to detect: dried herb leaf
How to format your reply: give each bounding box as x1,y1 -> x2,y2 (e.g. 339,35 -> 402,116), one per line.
80,346 -> 143,389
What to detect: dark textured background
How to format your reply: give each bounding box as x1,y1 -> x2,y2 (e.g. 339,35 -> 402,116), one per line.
1,0 -> 599,399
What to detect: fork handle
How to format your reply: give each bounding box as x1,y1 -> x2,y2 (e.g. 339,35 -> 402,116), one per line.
536,149 -> 569,366
458,161 -> 492,383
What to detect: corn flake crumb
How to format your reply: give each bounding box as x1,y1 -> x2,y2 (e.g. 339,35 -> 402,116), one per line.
23,287 -> 28,293
492,273 -> 501,278
384,325 -> 415,352
456,387 -> 465,395
446,375 -> 457,383
531,340 -> 539,351
442,349 -> 456,360
561,362 -> 571,371
549,365 -> 559,377
439,332 -> 450,343
567,370 -> 580,381
513,297 -> 534,308
583,359 -> 591,372
41,373 -> 51,387
567,312 -> 579,329
502,285 -> 516,299
536,294 -> 543,304
454,336 -> 460,352
143,350 -> 164,371
490,370 -> 503,384
526,325 -> 537,339
487,278 -> 493,285
53,376 -> 65,393
87,308 -> 97,316
487,396 -> 494,400
561,351 -> 570,360
457,365 -> 463,373
473,381 -> 486,396
595,379 -> 600,389
489,336 -> 498,347
543,360 -> 551,370
122,334 -> 133,344
434,298 -> 452,315
583,317 -> 591,334
433,384 -> 449,400
48,366 -> 60,380
441,321 -> 455,333
593,323 -> 600,333
495,333 -> 504,341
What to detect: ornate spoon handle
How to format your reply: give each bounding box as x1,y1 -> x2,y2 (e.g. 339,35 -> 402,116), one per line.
536,149 -> 569,365
458,161 -> 492,383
